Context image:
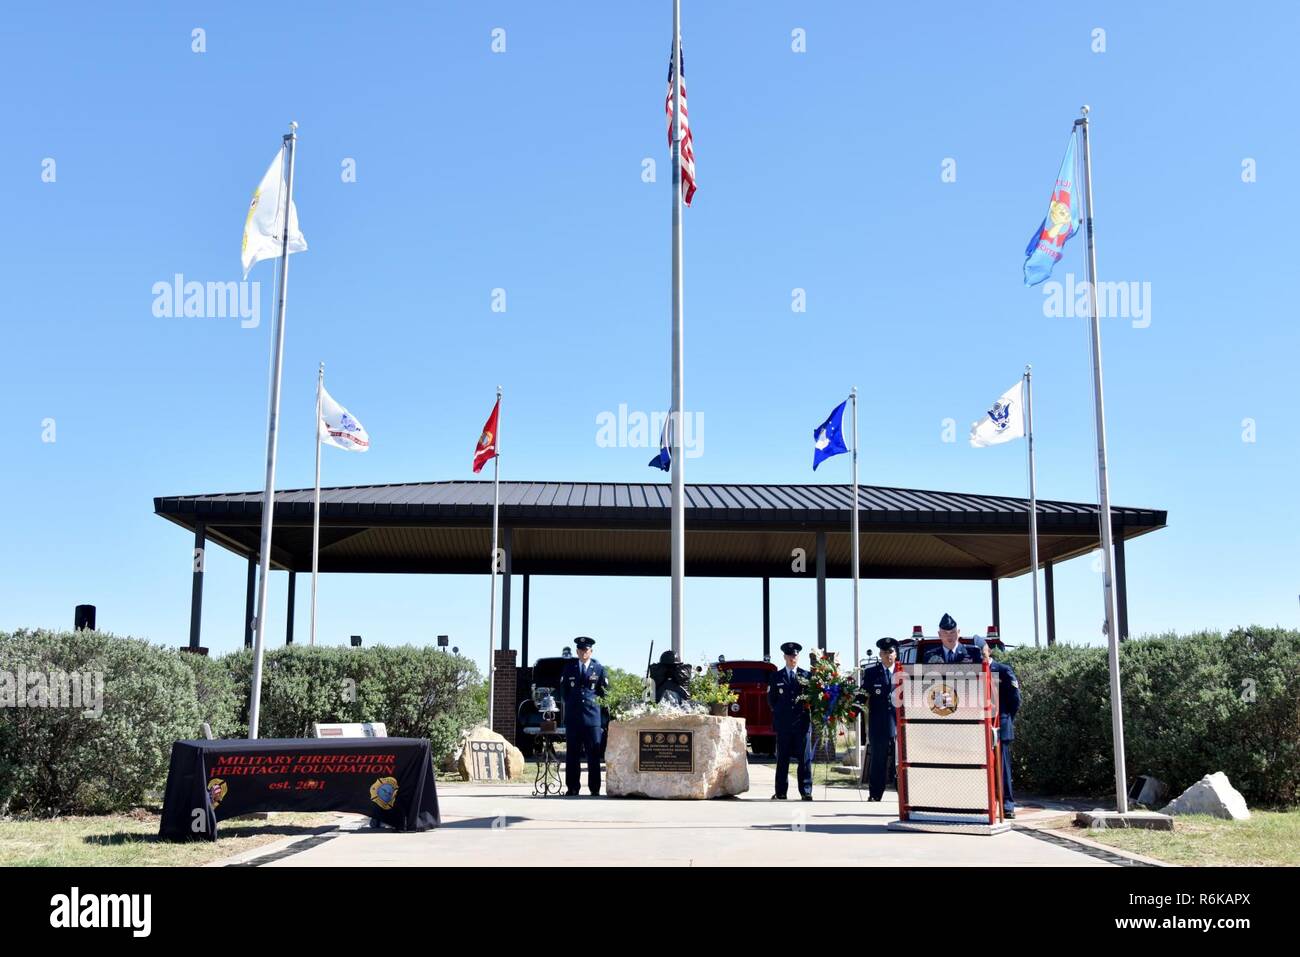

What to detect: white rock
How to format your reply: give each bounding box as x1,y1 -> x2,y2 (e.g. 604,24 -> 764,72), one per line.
456,725 -> 526,781
1161,771 -> 1250,820
606,713 -> 749,799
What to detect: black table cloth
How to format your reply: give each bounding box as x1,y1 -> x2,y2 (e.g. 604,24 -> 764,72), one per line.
159,737 -> 440,841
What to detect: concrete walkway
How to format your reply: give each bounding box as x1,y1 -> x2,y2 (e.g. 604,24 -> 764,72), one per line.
229,762 -> 1113,867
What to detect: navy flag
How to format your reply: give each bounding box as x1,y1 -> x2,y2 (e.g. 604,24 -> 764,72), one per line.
812,400 -> 849,471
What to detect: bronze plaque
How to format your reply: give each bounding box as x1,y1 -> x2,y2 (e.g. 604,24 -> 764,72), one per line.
637,730 -> 693,772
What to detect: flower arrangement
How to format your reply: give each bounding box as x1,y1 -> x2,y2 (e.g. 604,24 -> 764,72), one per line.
687,667 -> 739,707
800,651 -> 861,729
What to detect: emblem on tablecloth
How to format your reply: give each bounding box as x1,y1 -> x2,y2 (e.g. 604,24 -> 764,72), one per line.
370,776 -> 399,810
207,778 -> 227,809
926,684 -> 959,716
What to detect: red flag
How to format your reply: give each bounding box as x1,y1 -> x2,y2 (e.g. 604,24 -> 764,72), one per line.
666,42 -> 696,206
472,398 -> 500,473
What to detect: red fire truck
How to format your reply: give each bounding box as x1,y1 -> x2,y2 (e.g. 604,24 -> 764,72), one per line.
708,658 -> 777,755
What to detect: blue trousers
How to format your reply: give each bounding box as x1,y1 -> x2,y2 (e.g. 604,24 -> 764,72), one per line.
1000,739 -> 1014,811
565,724 -> 603,795
774,727 -> 812,798
867,732 -> 896,800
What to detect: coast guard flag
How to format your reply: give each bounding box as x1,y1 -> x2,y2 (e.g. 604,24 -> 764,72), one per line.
812,400 -> 849,471
970,381 -> 1025,447
648,412 -> 672,472
319,386 -> 369,452
1023,131 -> 1080,287
472,399 -> 500,473
242,146 -> 307,278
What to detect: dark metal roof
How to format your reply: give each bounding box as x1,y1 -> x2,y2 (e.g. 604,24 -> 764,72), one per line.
154,480 -> 1166,580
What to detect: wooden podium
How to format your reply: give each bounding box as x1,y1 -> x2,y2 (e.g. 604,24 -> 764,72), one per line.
888,659 -> 1009,835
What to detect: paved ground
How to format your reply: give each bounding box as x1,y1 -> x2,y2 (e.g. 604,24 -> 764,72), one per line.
220,762 -> 1115,867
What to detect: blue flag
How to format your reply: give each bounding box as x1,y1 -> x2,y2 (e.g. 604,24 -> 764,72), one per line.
812,400 -> 849,471
1023,130 -> 1081,287
648,412 -> 671,472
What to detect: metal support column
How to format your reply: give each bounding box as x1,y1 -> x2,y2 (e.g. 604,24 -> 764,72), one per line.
189,523 -> 206,651
285,570 -> 296,645
501,527 -> 513,650
815,530 -> 827,651
521,573 -> 530,666
991,579 -> 1001,635
244,554 -> 256,648
1114,533 -> 1129,641
1045,562 -> 1057,646
762,577 -> 771,660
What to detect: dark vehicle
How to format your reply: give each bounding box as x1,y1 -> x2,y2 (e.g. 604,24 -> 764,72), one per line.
516,655 -> 612,759
709,659 -> 777,755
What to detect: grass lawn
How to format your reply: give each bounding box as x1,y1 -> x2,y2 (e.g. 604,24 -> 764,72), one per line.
1068,810 -> 1300,866
0,808 -> 341,867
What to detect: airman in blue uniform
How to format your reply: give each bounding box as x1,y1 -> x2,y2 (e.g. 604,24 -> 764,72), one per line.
560,636 -> 609,796
990,655 -> 1021,818
767,641 -> 813,801
861,637 -> 899,801
924,613 -> 987,664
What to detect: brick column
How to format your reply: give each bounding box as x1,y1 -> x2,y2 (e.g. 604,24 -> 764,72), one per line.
493,649 -> 518,743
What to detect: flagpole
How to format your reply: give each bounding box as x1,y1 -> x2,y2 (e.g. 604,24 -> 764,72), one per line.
1077,105 -> 1128,812
850,386 -> 862,770
248,121 -> 298,740
1024,365 -> 1041,648
487,385 -> 502,730
669,0 -> 686,661
310,361 -> 323,647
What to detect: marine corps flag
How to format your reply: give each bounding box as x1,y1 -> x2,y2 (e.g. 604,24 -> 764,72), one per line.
472,398 -> 500,473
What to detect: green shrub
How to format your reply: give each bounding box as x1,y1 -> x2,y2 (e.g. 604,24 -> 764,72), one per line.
0,629 -> 206,816
220,645 -> 483,760
1002,626 -> 1300,808
0,631 -> 485,816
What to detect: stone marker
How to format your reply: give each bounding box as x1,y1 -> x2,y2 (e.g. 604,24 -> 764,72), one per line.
606,712 -> 748,799
1161,771 -> 1251,820
457,725 -> 527,781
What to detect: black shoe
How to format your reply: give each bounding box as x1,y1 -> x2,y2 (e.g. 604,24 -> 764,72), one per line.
772,794 -> 787,800
801,794 -> 813,801
566,791 -> 579,797
1005,808 -> 1016,819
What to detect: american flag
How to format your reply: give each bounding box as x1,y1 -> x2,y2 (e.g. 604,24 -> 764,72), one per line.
665,42 -> 696,206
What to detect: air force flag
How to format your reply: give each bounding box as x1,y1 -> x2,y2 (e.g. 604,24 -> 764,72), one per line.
970,380 -> 1025,447
648,411 -> 672,472
812,400 -> 849,471
1023,130 -> 1081,287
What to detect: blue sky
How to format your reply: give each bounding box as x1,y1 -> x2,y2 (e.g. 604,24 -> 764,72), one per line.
3,2 -> 1297,674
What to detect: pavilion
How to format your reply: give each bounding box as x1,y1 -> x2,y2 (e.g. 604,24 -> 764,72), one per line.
155,479 -> 1166,658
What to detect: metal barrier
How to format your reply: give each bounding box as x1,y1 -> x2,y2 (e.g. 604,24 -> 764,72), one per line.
893,660 -> 1007,834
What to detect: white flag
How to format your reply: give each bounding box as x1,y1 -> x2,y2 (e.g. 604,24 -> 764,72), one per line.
241,146 -> 307,278
970,380 -> 1025,447
319,385 -> 369,452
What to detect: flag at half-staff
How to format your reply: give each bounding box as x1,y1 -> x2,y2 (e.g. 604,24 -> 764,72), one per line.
666,41 -> 697,206
310,366 -> 369,646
